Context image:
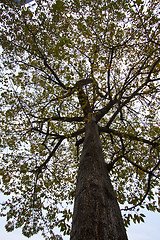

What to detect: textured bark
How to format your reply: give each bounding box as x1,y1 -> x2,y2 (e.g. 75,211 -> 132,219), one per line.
70,119 -> 128,240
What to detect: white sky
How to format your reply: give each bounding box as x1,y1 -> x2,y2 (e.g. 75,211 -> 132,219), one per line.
0,210 -> 160,240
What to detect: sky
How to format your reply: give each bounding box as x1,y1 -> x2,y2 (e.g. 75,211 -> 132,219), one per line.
0,209 -> 160,240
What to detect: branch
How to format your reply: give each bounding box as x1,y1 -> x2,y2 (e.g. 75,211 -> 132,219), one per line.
99,127 -> 159,148
30,125 -> 85,140
95,98 -> 118,122
76,78 -> 93,116
107,47 -> 114,100
34,127 -> 86,173
32,137 -> 64,207
124,156 -> 150,174
124,155 -> 159,179
10,81 -> 32,127
70,127 -> 85,138
150,156 -> 160,173
75,137 -> 85,146
42,122 -> 50,145
35,137 -> 64,174
31,127 -> 61,137
39,87 -> 76,111
43,59 -> 67,89
105,155 -> 123,172
121,154 -> 160,211
121,172 -> 152,211
121,55 -> 151,94
21,16 -> 67,90
32,116 -> 84,123
75,78 -> 93,88
105,57 -> 160,128
147,57 -> 160,81
134,3 -> 160,47
16,60 -> 66,88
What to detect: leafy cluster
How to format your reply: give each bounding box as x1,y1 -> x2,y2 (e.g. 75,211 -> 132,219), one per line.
0,0 -> 160,239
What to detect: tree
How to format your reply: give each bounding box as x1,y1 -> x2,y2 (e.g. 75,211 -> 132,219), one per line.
0,0 -> 160,239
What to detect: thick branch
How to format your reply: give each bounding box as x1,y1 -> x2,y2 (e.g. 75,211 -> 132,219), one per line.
43,59 -> 67,89
75,137 -> 85,146
31,127 -> 60,137
95,98 -> 118,122
76,78 -> 93,116
32,116 -> 84,123
35,137 -> 64,173
31,126 -> 85,139
99,127 -> 159,148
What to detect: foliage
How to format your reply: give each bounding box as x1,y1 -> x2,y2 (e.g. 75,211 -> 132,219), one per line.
0,0 -> 160,239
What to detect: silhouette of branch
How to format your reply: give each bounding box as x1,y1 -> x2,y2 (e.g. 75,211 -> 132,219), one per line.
99,127 -> 159,148
121,155 -> 160,211
35,137 -> 64,174
121,172 -> 152,211
43,59 -> 67,89
107,47 -> 114,100
32,116 -> 84,123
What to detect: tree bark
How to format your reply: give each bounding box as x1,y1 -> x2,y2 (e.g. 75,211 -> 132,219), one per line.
70,119 -> 128,240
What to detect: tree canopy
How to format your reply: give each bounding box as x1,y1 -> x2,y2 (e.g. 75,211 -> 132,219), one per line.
0,0 -> 160,239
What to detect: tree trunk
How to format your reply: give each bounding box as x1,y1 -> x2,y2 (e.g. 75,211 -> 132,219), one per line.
70,119 -> 128,240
